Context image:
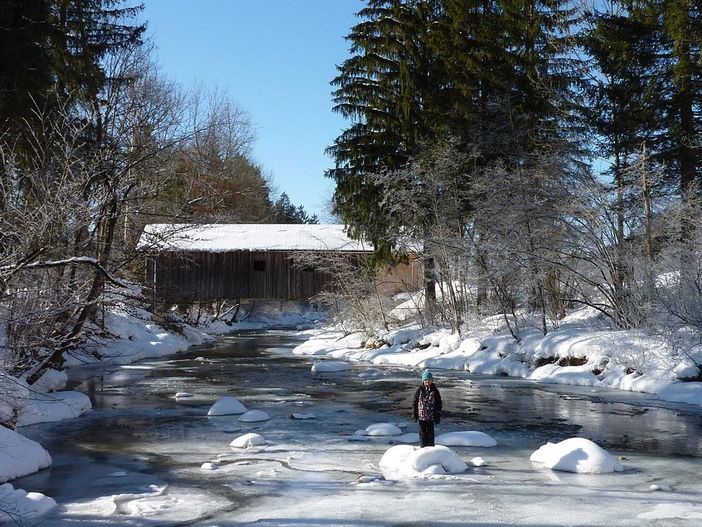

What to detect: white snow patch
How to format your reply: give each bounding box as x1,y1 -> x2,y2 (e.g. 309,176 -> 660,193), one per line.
364,423 -> 402,436
0,483 -> 56,523
238,410 -> 271,422
379,444 -> 467,477
530,437 -> 624,474
436,431 -> 497,447
0,426 -> 52,483
311,360 -> 350,373
230,433 -> 267,448
207,396 -> 247,416
18,391 -> 92,426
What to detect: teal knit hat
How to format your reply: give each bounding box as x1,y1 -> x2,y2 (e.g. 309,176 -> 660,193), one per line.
421,369 -> 433,381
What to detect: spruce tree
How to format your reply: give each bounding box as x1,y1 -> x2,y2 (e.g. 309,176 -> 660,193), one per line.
327,0 -> 442,249
0,0 -> 53,136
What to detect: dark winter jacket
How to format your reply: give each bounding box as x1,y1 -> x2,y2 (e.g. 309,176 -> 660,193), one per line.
412,383 -> 442,423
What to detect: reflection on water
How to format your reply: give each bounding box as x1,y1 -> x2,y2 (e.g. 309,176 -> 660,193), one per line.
16,330 -> 702,511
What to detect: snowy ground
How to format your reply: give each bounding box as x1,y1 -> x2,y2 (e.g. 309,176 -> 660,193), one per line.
4,300 -> 702,525
294,302 -> 702,408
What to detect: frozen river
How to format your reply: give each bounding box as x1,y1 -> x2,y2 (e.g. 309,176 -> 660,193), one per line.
15,331 -> 702,526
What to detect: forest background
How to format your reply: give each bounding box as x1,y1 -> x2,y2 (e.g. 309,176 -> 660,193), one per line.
1,0 -> 701,430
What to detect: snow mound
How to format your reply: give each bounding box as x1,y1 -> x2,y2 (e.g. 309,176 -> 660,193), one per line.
18,391 -> 92,426
0,374 -> 30,425
365,423 -> 402,436
530,437 -> 624,474
31,369 -> 68,392
230,433 -> 267,448
380,444 -> 467,477
379,445 -> 416,469
174,392 -> 194,399
436,431 -> 497,447
0,483 -> 56,523
207,396 -> 247,416
238,410 -> 271,422
311,361 -> 350,373
0,427 -> 52,483
201,462 -> 218,470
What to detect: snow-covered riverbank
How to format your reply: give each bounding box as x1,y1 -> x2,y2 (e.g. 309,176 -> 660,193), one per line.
3,298 -> 702,524
0,302 -> 322,523
294,302 -> 702,409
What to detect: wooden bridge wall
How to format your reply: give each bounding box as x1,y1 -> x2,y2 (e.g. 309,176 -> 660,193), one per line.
146,250 -> 422,303
148,250 -> 341,302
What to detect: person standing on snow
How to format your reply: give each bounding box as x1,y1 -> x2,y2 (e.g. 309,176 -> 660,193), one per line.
412,369 -> 442,447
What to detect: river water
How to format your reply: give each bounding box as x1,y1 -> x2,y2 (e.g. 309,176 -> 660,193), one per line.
14,330 -> 702,526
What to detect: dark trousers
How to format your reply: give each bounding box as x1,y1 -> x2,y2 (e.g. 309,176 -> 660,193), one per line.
419,420 -> 435,447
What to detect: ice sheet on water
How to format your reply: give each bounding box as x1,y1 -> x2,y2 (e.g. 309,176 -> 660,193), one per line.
52,485 -> 231,525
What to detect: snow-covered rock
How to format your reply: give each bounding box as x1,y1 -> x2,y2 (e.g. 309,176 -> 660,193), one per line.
18,391 -> 92,426
379,445 -> 416,470
379,444 -> 467,477
207,396 -> 247,416
530,437 -> 624,474
311,361 -> 350,373
0,483 -> 56,523
238,410 -> 271,422
365,423 -> 402,436
436,431 -> 497,447
0,427 -> 52,483
230,432 -> 267,448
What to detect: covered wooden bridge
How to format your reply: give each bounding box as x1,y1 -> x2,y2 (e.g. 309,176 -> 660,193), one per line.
138,224 -> 419,303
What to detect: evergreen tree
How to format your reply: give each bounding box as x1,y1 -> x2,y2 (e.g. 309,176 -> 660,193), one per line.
600,0 -> 702,199
327,0 -> 442,249
0,0 -> 53,136
47,0 -> 146,144
272,193 -> 319,224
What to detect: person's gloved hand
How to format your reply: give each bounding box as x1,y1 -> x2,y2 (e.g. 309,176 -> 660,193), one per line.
434,416 -> 441,425
412,416 -> 418,422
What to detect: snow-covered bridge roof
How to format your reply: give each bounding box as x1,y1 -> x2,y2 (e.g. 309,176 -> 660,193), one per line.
138,224 -> 372,252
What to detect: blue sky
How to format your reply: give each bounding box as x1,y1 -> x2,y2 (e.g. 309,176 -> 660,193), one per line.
142,0 -> 364,220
